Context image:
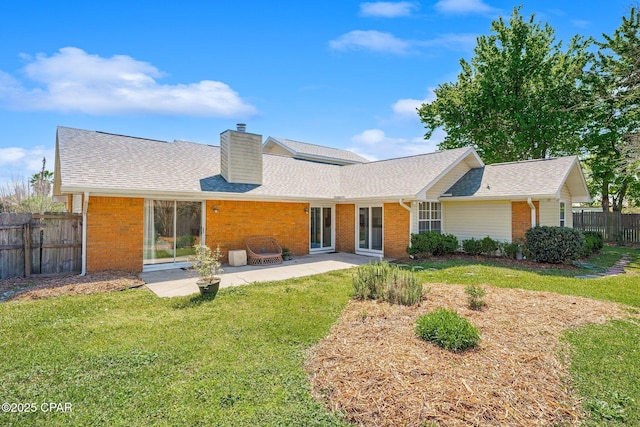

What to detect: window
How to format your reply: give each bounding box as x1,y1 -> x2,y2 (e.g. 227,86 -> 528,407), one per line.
418,202 -> 441,233
559,201 -> 566,227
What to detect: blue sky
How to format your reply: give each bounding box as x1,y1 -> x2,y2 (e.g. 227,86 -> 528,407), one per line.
0,0 -> 634,186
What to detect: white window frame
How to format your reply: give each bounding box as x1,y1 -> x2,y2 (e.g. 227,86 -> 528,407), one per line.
418,202 -> 442,234
309,204 -> 335,253
355,205 -> 384,256
559,200 -> 566,227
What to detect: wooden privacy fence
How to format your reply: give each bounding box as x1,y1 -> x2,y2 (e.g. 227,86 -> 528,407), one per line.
573,211 -> 640,243
0,212 -> 82,279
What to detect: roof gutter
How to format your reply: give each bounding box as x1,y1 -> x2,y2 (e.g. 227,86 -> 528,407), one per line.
527,197 -> 537,228
80,192 -> 89,276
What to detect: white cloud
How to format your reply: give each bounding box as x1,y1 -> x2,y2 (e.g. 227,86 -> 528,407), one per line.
349,128 -> 441,160
571,19 -> 590,28
329,30 -> 410,54
392,90 -> 436,119
359,2 -> 419,18
434,0 -> 498,15
0,47 -> 257,117
0,146 -> 54,186
417,33 -> 478,51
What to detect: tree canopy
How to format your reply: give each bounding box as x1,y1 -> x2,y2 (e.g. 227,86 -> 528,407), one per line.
419,7 -> 591,165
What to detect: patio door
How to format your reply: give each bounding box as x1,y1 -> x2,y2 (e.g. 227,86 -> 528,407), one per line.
310,206 -> 334,252
357,206 -> 383,255
143,200 -> 203,268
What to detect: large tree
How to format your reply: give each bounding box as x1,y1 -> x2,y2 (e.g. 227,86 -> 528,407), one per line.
583,7 -> 640,211
418,7 -> 591,164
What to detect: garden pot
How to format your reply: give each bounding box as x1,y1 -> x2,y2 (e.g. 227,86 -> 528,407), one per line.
197,279 -> 221,297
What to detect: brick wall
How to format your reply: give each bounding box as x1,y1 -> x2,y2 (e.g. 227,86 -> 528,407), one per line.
205,200 -> 309,262
87,196 -> 144,272
384,202 -> 410,259
335,204 -> 355,253
511,201 -> 540,243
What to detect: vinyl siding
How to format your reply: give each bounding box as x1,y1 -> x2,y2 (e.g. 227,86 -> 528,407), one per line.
560,184 -> 573,227
443,201 -> 512,242
424,161 -> 472,200
539,199 -> 559,227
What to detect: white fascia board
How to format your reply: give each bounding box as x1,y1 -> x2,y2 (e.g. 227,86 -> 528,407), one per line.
60,186 -> 337,203
439,194 -> 556,202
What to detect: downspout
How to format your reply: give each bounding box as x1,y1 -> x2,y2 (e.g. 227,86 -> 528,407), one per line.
399,199 -> 412,248
81,192 -> 89,276
527,197 -> 536,228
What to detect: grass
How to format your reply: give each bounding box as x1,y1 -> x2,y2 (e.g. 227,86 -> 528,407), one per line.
0,272 -> 353,426
0,246 -> 638,426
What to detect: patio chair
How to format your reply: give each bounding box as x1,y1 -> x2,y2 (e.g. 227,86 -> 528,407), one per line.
246,236 -> 283,265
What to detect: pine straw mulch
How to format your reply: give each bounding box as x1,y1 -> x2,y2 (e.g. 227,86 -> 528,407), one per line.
0,271 -> 145,302
306,283 -> 638,427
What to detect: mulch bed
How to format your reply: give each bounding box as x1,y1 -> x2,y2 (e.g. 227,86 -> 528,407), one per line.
0,271 -> 144,302
306,284 -> 636,426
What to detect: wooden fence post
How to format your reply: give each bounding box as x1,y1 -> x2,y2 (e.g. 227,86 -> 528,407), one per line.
23,222 -> 31,278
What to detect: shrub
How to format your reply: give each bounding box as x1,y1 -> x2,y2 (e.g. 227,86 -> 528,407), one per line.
582,231 -> 604,257
480,236 -> 499,254
415,308 -> 480,352
462,238 -> 483,255
524,226 -> 585,264
465,285 -> 486,310
498,242 -> 520,259
408,232 -> 458,257
462,236 -> 500,256
352,261 -> 424,305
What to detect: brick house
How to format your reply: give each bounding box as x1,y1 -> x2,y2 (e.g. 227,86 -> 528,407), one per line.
53,124 -> 590,274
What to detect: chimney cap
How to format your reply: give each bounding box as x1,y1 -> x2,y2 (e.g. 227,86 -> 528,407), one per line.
236,123 -> 247,132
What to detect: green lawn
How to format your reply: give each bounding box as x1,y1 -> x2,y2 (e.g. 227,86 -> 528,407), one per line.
0,247 -> 638,426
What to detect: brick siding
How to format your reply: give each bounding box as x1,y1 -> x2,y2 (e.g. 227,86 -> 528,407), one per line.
383,202 -> 410,259
511,201 -> 540,243
86,196 -> 144,272
335,204 -> 355,253
205,200 -> 309,262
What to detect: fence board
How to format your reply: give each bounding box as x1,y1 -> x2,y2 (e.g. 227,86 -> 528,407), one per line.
0,213 -> 82,279
573,211 -> 640,243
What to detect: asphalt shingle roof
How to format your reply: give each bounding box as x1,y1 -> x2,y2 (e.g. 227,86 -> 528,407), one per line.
56,126 -> 585,202
266,137 -> 369,164
444,157 -> 579,198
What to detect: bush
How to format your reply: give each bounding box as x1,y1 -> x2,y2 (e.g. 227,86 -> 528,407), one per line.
498,242 -> 520,259
408,232 -> 458,257
415,308 -> 480,352
352,261 -> 424,305
176,234 -> 196,249
465,285 -> 486,310
582,231 -> 604,257
524,226 -> 585,264
462,236 -> 499,256
462,238 -> 483,255
480,236 -> 499,254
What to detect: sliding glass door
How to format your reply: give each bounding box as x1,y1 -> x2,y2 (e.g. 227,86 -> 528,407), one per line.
358,206 -> 383,254
310,206 -> 333,252
144,200 -> 203,266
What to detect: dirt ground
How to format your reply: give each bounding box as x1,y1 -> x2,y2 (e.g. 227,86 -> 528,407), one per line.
306,283 -> 636,427
0,271 -> 144,302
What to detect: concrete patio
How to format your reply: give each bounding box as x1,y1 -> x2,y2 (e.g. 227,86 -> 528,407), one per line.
141,252 -> 376,297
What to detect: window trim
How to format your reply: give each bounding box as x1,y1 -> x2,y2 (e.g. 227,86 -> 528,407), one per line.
559,200 -> 566,227
418,201 -> 442,234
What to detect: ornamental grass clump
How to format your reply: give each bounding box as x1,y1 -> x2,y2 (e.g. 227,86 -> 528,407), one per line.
415,308 -> 480,352
465,284 -> 486,310
352,261 -> 424,305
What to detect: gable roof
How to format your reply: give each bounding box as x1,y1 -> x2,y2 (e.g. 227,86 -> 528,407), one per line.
444,156 -> 591,202
263,136 -> 369,165
55,126 -> 590,204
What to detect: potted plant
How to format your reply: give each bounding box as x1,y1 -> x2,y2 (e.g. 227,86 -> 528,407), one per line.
282,247 -> 292,261
189,244 -> 223,296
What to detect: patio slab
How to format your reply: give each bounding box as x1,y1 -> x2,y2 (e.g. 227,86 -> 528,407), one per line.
141,252 -> 377,297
